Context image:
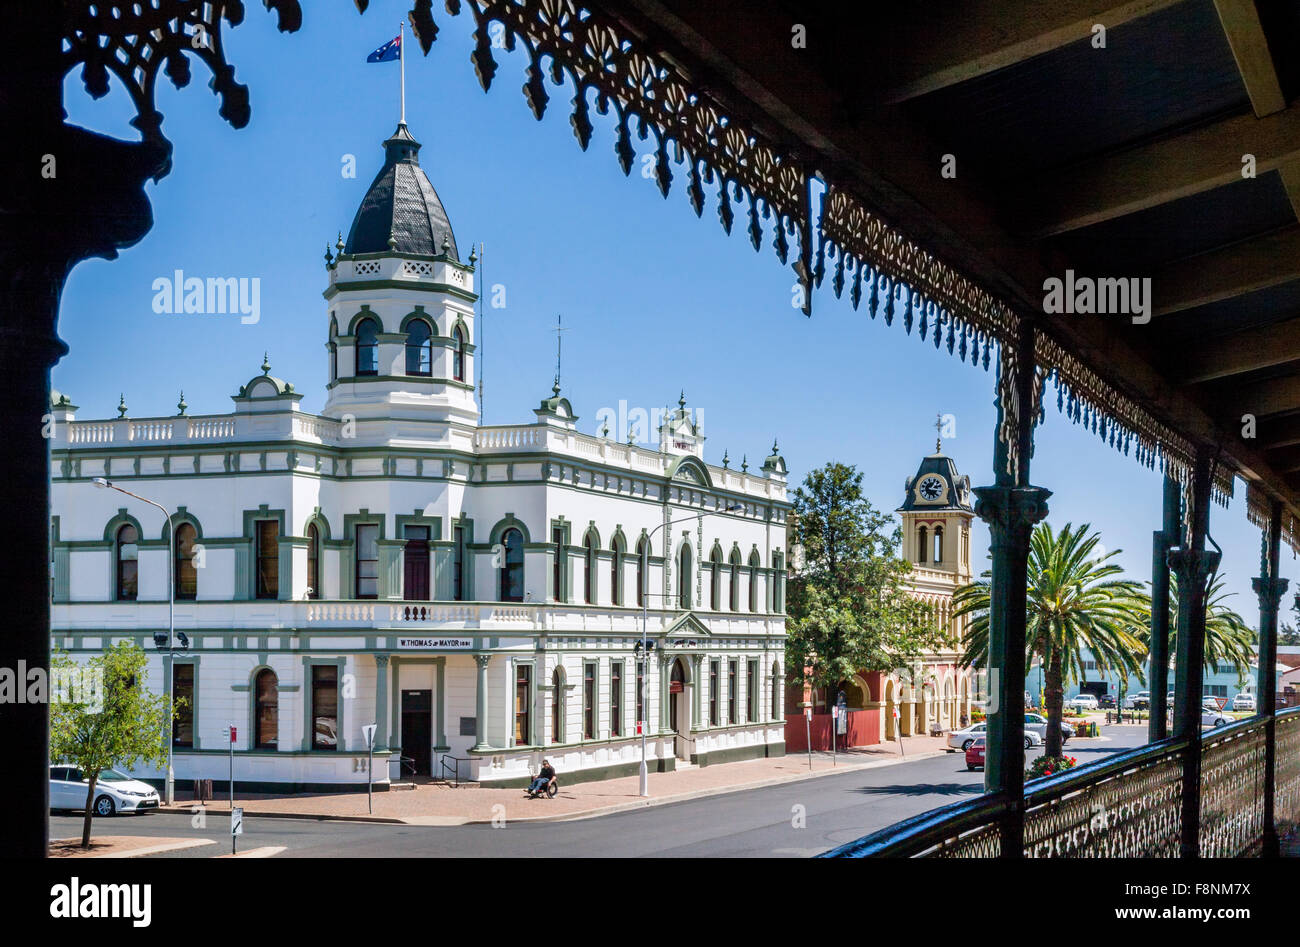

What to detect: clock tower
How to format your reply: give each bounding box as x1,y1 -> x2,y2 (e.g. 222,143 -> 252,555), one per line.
898,421 -> 974,583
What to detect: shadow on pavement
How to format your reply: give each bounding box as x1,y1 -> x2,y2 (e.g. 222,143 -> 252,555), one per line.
850,781 -> 983,798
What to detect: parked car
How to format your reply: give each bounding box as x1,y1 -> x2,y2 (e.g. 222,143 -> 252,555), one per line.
965,737 -> 986,771
1202,706 -> 1231,728
1025,712 -> 1073,744
1125,691 -> 1150,709
49,765 -> 160,816
947,722 -> 1042,752
1066,694 -> 1099,711
1097,694 -> 1117,708
1232,692 -> 1256,711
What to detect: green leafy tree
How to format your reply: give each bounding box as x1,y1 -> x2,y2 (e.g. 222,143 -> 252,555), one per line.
1281,623 -> 1300,648
50,641 -> 176,848
786,462 -> 941,699
954,522 -> 1148,757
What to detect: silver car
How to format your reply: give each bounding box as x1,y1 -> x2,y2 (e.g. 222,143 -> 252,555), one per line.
49,765 -> 160,816
947,722 -> 1043,752
1025,712 -> 1074,744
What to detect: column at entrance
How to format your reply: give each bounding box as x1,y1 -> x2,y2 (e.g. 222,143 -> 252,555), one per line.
473,654 -> 491,750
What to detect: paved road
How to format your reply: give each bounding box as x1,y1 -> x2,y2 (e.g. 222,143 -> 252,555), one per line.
51,727 -> 1149,858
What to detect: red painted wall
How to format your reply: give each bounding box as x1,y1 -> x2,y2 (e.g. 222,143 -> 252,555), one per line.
784,709 -> 881,752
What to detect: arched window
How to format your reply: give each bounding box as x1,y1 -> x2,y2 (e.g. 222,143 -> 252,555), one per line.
709,548 -> 723,611
405,318 -> 433,376
174,523 -> 197,601
748,550 -> 761,612
115,524 -> 138,601
636,537 -> 648,607
610,538 -> 623,606
728,549 -> 742,611
584,532 -> 598,604
551,667 -> 564,743
933,525 -> 944,564
355,317 -> 379,376
254,669 -> 278,749
678,543 -> 692,610
306,523 -> 320,599
917,524 -> 928,564
329,319 -> 338,381
452,326 -> 466,382
500,528 -> 524,602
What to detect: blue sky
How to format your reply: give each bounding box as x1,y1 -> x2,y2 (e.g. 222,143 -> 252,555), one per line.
58,2 -> 1295,627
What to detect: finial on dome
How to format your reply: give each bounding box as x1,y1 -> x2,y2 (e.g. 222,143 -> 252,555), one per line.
387,229 -> 398,250
262,352 -> 271,375
934,412 -> 944,453
741,454 -> 749,473
468,244 -> 478,265
679,390 -> 687,411
117,393 -> 128,419
324,244 -> 334,268
177,391 -> 188,416
335,231 -> 345,252
441,233 -> 451,255
722,449 -> 730,469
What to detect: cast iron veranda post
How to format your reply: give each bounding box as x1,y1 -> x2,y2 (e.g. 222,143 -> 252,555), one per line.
1253,499 -> 1287,857
1169,448 -> 1219,859
0,4 -> 166,857
973,322 -> 1049,858
1148,474 -> 1181,742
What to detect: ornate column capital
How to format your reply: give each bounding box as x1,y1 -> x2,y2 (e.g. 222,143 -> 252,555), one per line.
1167,547 -> 1222,584
474,653 -> 492,670
1252,575 -> 1290,612
972,484 -> 1052,536
375,653 -> 390,668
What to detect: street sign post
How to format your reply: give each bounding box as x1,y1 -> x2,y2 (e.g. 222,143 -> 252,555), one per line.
231,806 -> 243,855
804,707 -> 812,770
362,724 -> 377,815
228,725 -> 236,810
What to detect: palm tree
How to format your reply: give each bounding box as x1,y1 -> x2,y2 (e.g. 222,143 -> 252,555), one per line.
954,522 -> 1149,758
1142,572 -> 1255,685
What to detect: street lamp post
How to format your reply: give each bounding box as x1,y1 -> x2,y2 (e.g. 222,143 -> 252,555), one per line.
638,504 -> 742,797
93,477 -> 177,805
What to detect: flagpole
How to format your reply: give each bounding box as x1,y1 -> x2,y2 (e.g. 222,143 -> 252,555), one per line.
399,21 -> 406,124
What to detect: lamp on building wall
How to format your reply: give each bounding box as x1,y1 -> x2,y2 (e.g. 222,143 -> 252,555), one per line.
93,477 -> 178,805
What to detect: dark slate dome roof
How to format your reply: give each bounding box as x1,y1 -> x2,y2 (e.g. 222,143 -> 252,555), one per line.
344,123 -> 458,258
898,451 -> 974,513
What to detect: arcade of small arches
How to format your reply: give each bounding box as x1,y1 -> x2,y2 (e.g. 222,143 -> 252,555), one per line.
833,669 -> 972,743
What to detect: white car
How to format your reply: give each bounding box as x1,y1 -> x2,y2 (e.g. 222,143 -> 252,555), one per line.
1202,707 -> 1231,728
1232,693 -> 1256,711
1066,694 -> 1099,711
49,765 -> 160,816
1124,691 -> 1150,709
946,722 -> 1042,752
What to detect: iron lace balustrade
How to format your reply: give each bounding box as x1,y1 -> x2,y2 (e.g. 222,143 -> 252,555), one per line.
1276,708 -> 1300,841
821,739 -> 1191,858
824,709 -> 1300,857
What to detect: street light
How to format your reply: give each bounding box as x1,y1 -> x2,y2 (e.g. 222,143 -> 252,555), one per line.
638,503 -> 743,797
93,477 -> 179,805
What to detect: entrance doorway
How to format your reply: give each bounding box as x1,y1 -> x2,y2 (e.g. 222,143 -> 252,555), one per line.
401,689 -> 432,776
669,658 -> 689,759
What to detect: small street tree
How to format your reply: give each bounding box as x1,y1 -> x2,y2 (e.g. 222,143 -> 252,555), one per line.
50,641 -> 176,848
786,462 -> 940,701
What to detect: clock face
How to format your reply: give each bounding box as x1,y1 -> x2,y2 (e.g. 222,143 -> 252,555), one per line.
918,476 -> 945,501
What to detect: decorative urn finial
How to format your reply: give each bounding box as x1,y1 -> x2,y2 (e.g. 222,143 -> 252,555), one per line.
117,393 -> 128,418
177,391 -> 188,416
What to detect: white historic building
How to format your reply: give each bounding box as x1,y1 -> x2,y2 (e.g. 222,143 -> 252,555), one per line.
48,123 -> 790,791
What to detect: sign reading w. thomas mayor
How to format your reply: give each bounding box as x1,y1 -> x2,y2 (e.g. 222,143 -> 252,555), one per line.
397,637 -> 474,650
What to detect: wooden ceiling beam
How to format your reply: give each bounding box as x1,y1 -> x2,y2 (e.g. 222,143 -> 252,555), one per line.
1015,102 -> 1300,238
1261,414 -> 1300,450
867,0 -> 1187,104
1171,316 -> 1300,384
1153,226 -> 1300,316
1212,0 -> 1287,117
1223,374 -> 1300,420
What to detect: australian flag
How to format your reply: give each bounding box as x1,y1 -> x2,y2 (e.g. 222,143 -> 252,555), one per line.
367,34 -> 401,63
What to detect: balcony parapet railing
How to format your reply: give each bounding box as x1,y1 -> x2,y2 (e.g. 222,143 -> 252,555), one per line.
53,599 -> 787,636
822,708 -> 1300,858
